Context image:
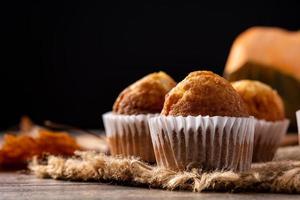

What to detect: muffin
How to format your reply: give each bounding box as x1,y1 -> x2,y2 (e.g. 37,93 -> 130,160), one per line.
103,71 -> 176,162
296,110 -> 300,144
232,80 -> 289,162
149,71 -> 255,171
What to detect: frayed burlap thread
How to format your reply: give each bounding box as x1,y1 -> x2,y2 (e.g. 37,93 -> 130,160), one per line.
30,146 -> 300,193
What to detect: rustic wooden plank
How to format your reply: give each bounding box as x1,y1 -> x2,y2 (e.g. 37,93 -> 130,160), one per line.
1,134 -> 300,199
0,172 -> 300,200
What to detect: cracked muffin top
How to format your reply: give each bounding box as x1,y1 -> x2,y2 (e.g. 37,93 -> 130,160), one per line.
113,71 -> 176,115
232,80 -> 285,121
161,71 -> 249,117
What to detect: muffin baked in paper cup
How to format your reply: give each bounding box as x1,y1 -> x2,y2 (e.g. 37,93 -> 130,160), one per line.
252,119 -> 289,163
296,110 -> 300,145
102,112 -> 157,162
148,115 -> 255,172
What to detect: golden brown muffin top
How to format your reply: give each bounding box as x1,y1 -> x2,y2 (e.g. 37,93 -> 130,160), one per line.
113,71 -> 176,115
232,80 -> 285,121
161,71 -> 249,117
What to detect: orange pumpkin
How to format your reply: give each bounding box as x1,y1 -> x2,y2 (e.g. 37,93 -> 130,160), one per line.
224,27 -> 300,130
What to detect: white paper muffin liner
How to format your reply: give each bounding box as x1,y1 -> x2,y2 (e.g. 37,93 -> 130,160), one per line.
102,112 -> 157,162
148,115 -> 255,172
296,110 -> 300,145
252,119 -> 289,163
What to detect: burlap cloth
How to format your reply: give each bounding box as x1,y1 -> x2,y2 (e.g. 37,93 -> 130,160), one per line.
30,146 -> 300,193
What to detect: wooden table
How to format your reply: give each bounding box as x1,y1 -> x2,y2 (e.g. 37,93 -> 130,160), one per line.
1,172 -> 300,200
0,133 -> 299,199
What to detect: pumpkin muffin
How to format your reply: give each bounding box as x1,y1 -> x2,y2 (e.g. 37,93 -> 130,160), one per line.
149,71 -> 255,172
232,80 -> 284,121
162,71 -> 249,117
232,80 -> 289,162
113,71 -> 176,115
103,71 -> 176,162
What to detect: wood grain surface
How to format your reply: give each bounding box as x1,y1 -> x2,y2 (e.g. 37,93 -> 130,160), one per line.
1,172 -> 300,200
0,133 -> 299,199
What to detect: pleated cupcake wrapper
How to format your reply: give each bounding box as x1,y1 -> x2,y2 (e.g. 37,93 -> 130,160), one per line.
148,116 -> 255,172
102,112 -> 157,162
252,119 -> 289,163
296,110 -> 300,145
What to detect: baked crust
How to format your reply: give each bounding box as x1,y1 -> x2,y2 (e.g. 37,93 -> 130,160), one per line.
232,80 -> 285,121
161,71 -> 249,117
113,71 -> 176,115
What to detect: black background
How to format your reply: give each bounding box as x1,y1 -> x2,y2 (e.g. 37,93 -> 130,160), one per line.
1,2 -> 300,130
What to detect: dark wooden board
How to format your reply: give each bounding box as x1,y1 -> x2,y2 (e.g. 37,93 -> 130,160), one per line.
1,172 -> 300,200
0,133 -> 299,199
